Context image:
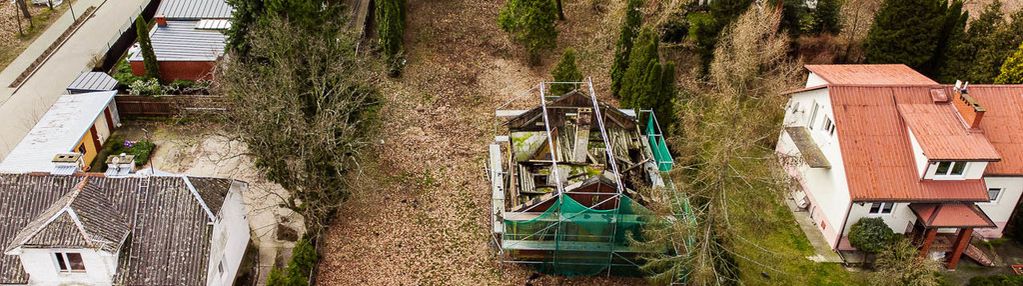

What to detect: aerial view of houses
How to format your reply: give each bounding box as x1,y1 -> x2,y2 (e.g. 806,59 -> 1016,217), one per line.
3,0 -> 1023,285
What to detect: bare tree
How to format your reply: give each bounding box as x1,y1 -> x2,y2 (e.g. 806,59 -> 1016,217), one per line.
15,0 -> 32,28
638,5 -> 802,285
216,17 -> 379,234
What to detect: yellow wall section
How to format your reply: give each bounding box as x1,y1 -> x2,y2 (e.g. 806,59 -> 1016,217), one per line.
76,128 -> 99,167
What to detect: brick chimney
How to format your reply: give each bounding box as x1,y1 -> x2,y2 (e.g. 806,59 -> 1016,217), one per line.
155,15 -> 167,27
952,81 -> 985,129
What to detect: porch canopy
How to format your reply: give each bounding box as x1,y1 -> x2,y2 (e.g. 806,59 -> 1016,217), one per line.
909,203 -> 995,228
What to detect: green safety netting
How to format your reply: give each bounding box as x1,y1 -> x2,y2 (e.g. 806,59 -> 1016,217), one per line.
504,195 -> 654,276
646,115 -> 673,172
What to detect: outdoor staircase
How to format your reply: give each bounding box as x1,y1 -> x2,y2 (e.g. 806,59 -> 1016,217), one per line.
964,243 -> 995,267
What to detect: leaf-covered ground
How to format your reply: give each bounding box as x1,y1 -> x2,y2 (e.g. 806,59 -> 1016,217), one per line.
315,0 -> 645,285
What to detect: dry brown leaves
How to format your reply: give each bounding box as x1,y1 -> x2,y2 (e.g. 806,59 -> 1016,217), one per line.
315,0 -> 644,285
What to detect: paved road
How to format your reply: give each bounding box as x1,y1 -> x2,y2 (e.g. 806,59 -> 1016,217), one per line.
0,0 -> 150,158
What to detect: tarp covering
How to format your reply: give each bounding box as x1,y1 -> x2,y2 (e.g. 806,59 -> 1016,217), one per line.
646,115 -> 673,172
504,195 -> 653,275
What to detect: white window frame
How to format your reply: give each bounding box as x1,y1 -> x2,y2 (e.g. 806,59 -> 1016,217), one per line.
985,188 -> 1002,204
932,161 -> 968,178
808,102 -> 820,130
53,252 -> 86,273
868,202 -> 896,215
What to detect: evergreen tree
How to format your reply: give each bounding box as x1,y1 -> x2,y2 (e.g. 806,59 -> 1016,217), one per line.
498,0 -> 558,63
810,0 -> 842,35
376,0 -> 407,62
864,0 -> 946,70
226,0 -> 265,57
549,48 -> 582,96
925,0 -> 967,78
694,0 -> 753,70
772,0 -> 807,37
610,0 -> 643,98
633,61 -> 675,126
135,17 -> 160,80
939,0 -> 1003,83
620,27 -> 659,108
972,8 -> 1023,83
555,0 -> 565,20
995,42 -> 1023,84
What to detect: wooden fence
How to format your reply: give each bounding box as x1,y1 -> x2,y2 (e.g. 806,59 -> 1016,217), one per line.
115,95 -> 230,117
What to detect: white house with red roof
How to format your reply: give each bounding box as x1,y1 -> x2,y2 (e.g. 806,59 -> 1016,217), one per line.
777,64 -> 1023,269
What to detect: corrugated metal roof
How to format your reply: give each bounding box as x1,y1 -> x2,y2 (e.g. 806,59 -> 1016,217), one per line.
66,72 -> 118,93
129,21 -> 226,62
157,0 -> 234,20
806,64 -> 938,86
970,85 -> 1023,176
895,88 -> 1001,161
909,203 -> 995,228
0,91 -> 116,173
0,174 -> 241,285
829,86 -> 989,201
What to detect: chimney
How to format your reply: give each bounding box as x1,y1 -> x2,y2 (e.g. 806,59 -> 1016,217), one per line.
51,153 -> 83,175
104,153 -> 137,177
155,15 -> 167,27
951,81 -> 985,129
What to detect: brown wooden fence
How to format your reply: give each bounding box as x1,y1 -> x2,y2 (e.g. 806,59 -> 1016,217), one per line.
115,95 -> 230,117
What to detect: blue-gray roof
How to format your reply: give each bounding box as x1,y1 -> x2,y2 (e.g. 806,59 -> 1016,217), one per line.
67,72 -> 118,92
130,21 -> 227,62
157,0 -> 234,20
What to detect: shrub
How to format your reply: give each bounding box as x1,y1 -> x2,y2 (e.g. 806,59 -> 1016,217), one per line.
113,59 -> 144,89
128,78 -> 162,96
995,42 -> 1023,84
498,0 -> 558,63
266,238 -> 318,286
127,140 -> 156,166
549,48 -> 582,96
872,238 -> 941,286
848,217 -> 893,254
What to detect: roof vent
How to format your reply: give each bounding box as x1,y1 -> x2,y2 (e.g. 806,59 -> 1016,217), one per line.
51,153 -> 83,176
930,88 -> 949,103
105,153 -> 136,177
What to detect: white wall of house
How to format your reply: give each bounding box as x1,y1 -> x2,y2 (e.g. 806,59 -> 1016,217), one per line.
845,202 -> 917,236
206,181 -> 251,286
778,87 -> 852,249
978,176 -> 1023,238
908,128 -> 929,178
14,247 -> 118,285
806,72 -> 827,87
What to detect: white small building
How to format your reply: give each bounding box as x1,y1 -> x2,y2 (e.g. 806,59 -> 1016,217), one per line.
777,64 -> 1023,269
0,173 -> 250,285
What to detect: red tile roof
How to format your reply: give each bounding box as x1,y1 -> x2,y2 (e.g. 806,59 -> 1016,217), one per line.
969,85 -> 1023,176
829,86 -> 990,202
806,64 -> 938,86
909,203 -> 996,228
895,91 -> 1000,161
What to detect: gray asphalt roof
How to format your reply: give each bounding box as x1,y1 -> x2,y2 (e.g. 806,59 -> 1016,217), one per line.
157,0 -> 234,20
0,174 -> 235,285
67,72 -> 118,93
130,21 -> 227,62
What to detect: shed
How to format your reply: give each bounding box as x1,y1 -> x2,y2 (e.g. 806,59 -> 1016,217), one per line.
66,72 -> 118,94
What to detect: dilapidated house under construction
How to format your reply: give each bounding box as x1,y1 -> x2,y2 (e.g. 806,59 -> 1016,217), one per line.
486,80 -> 677,276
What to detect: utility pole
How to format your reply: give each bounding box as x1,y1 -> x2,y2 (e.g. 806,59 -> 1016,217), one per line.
69,0 -> 77,21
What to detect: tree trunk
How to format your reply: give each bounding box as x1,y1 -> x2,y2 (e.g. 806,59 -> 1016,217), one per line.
16,0 -> 32,28
556,0 -> 565,20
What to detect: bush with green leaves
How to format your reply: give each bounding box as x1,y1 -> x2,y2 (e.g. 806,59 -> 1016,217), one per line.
995,42 -> 1023,84
127,140 -> 156,166
549,48 -> 582,96
498,0 -> 558,63
128,78 -> 163,96
267,238 -> 318,286
848,217 -> 894,254
871,238 -> 941,286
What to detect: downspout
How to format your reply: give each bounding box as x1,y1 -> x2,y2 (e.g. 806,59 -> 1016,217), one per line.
834,201 -> 854,264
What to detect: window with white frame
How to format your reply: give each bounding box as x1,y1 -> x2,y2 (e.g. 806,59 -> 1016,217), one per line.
868,202 -> 895,214
53,252 -> 85,272
821,117 -> 835,136
933,161 -> 968,177
988,188 -> 1002,203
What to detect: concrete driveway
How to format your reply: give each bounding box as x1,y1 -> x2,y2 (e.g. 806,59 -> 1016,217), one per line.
0,0 -> 150,158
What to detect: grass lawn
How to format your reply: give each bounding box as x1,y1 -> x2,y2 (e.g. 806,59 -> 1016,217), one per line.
728,190 -> 866,285
0,2 -> 73,71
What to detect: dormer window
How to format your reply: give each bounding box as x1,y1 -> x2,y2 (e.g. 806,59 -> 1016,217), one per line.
54,252 -> 85,273
934,161 -> 967,177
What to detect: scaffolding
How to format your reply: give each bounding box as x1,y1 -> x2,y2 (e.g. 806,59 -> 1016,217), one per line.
488,78 -> 696,279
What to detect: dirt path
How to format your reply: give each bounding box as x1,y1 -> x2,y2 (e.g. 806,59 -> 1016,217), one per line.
317,0 -> 642,285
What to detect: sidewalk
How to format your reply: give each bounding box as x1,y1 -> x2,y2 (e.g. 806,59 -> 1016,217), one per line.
783,197 -> 845,263
0,0 -> 150,158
